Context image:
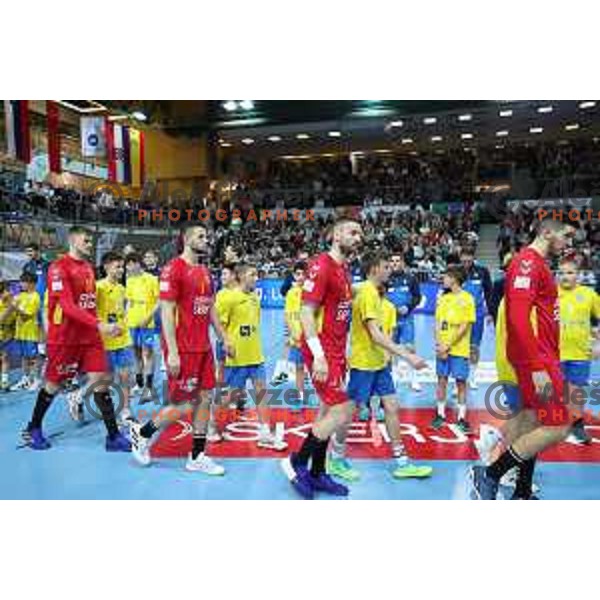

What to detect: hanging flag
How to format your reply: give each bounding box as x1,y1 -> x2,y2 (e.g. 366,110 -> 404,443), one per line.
105,118 -> 116,182
81,116 -> 107,157
129,128 -> 141,187
3,100 -> 31,163
113,124 -> 126,183
47,101 -> 61,174
122,126 -> 132,185
139,129 -> 145,187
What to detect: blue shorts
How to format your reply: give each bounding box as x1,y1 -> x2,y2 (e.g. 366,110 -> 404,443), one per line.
107,347 -> 134,372
288,347 -> 304,366
347,366 -> 396,405
224,364 -> 266,388
502,383 -> 522,413
215,341 -> 226,362
470,315 -> 485,347
0,340 -> 15,354
130,328 -> 157,349
561,360 -> 591,387
393,316 -> 415,346
436,355 -> 469,381
17,340 -> 38,358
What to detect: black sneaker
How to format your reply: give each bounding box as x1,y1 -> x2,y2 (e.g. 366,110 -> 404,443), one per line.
571,419 -> 592,445
457,418 -> 472,435
270,373 -> 289,387
431,414 -> 446,429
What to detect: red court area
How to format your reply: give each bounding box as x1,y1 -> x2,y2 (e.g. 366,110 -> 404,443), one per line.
150,408 -> 600,463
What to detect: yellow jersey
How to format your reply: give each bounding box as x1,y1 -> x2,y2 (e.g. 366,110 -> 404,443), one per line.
350,280 -> 386,371
96,278 -> 132,351
0,296 -> 16,342
284,285 -> 303,347
435,290 -> 476,359
382,297 -> 397,337
14,291 -> 41,342
126,272 -> 159,329
219,289 -> 263,366
215,287 -> 237,328
559,285 -> 600,361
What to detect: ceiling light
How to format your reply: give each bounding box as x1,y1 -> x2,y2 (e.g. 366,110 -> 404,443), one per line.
529,127 -> 543,134
461,133 -> 473,140
537,106 -> 553,113
296,133 -> 310,139
401,138 -> 413,144
220,142 -> 232,148
132,111 -> 147,121
495,145 -> 505,150
496,130 -> 509,137
268,135 -> 281,142
458,114 -> 472,121
328,131 -> 342,137
431,136 -> 442,142
565,123 -> 580,131
389,120 -> 403,127
223,101 -> 237,111
241,138 -> 254,145
499,109 -> 513,117
579,101 -> 596,109
239,100 -> 254,111
423,117 -> 437,125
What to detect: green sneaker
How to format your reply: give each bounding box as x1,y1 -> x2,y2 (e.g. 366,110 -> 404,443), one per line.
327,457 -> 361,482
358,405 -> 370,422
392,462 -> 433,479
431,414 -> 445,429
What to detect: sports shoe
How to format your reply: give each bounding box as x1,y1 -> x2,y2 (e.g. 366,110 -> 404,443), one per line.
9,377 -> 30,392
257,429 -> 288,451
67,388 -> 84,422
498,468 -> 540,495
270,372 -> 289,387
185,453 -> 225,475
358,405 -> 370,422
457,418 -> 472,435
129,422 -> 152,466
27,378 -> 41,392
411,380 -> 423,392
469,465 -> 499,500
327,457 -> 361,482
106,432 -> 132,452
309,473 -> 349,496
0,381 -> 10,392
392,462 -> 433,479
280,453 -> 314,499
570,420 -> 592,445
431,414 -> 446,429
28,427 -> 51,450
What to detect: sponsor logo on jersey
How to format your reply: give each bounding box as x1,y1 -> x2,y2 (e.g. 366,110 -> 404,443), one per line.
514,276 -> 531,289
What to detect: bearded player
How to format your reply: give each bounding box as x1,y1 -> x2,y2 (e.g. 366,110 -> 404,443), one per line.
130,223 -> 232,475
22,226 -> 131,452
470,216 -> 576,500
281,217 -> 363,499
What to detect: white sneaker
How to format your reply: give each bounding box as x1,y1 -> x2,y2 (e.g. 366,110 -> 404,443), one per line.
410,380 -> 423,392
130,422 -> 152,466
469,378 -> 479,391
474,424 -> 503,466
9,377 -> 30,391
185,453 -> 225,475
67,388 -> 84,422
131,384 -> 144,396
257,429 -> 288,451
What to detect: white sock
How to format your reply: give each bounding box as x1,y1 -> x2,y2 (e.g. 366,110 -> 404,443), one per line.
259,422 -> 271,436
1,373 -> 8,384
458,404 -> 467,420
330,433 -> 346,460
437,402 -> 446,418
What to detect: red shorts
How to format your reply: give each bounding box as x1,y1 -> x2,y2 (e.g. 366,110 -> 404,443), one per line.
514,362 -> 569,426
304,352 -> 349,407
165,350 -> 216,403
45,343 -> 108,384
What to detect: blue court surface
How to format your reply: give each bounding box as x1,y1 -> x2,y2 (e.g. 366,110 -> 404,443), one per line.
1,311 -> 599,500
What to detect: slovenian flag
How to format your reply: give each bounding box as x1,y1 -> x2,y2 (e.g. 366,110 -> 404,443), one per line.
3,100 -> 31,163
106,122 -> 144,186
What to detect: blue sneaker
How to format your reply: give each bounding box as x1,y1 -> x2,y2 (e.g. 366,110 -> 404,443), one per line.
106,432 -> 132,452
469,465 -> 499,500
309,473 -> 349,496
28,428 -> 51,450
280,453 -> 314,499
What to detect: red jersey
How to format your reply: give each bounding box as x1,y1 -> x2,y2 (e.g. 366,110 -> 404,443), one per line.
505,246 -> 559,370
159,256 -> 213,353
47,254 -> 101,346
301,252 -> 353,363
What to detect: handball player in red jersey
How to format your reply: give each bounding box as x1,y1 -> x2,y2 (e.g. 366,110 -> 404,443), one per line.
23,226 -> 131,452
471,216 -> 576,499
281,217 -> 363,499
130,223 -> 233,476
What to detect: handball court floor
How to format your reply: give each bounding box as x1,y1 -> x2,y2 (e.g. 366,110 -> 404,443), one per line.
1,312 -> 600,500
